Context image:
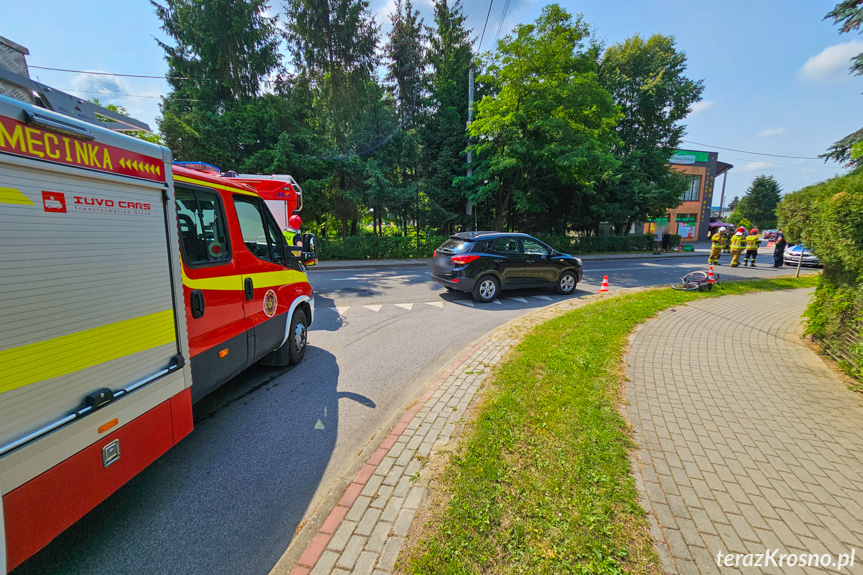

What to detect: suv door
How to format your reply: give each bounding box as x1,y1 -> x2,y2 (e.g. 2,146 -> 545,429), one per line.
520,237 -> 556,284
488,236 -> 528,287
232,195 -> 299,362
176,186 -> 249,397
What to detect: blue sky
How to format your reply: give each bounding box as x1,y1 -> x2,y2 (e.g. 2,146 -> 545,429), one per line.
5,1 -> 861,204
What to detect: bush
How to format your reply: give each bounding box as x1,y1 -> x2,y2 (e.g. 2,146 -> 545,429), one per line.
780,169 -> 863,379
317,235 -> 448,260
318,233 -> 684,260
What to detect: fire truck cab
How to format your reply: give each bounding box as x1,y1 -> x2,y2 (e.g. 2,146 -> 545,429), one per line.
170,162 -> 315,401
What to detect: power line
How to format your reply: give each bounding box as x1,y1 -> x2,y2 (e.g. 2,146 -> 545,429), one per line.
493,0 -> 512,46
722,155 -> 844,169
49,86 -> 199,101
680,140 -> 825,161
477,0 -> 495,52
29,65 -> 208,81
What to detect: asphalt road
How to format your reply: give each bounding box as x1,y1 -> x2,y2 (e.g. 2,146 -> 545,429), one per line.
13,253 -> 816,575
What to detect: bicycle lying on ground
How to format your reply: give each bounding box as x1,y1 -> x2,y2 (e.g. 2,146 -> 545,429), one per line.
671,271 -> 724,292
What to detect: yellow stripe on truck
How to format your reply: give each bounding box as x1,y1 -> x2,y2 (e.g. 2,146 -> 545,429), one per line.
0,186 -> 34,205
180,266 -> 297,291
0,309 -> 176,395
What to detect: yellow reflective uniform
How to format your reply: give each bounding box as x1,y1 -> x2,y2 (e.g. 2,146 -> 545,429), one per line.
743,234 -> 760,266
729,233 -> 745,266
709,232 -> 724,264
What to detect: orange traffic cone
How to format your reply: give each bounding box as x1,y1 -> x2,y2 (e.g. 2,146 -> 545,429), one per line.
599,275 -> 609,293
707,266 -> 715,283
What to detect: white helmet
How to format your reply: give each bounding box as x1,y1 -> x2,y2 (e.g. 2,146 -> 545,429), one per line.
719,226 -> 727,232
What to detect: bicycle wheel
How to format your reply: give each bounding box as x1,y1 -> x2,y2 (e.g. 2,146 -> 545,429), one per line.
682,271 -> 709,284
671,282 -> 700,291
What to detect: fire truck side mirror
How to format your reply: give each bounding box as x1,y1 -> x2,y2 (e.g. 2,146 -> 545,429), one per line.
302,233 -> 318,267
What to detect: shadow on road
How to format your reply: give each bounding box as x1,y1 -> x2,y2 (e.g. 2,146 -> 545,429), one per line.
13,348 -> 373,575
309,293 -> 346,332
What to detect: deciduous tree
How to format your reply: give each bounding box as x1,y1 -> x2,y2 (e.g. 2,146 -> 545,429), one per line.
465,4 -> 619,231
595,34 -> 704,233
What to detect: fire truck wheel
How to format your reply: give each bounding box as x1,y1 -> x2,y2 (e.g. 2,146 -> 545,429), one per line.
288,308 -> 309,365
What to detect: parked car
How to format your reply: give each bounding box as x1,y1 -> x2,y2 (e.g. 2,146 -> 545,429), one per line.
784,244 -> 822,267
430,232 -> 583,303
761,229 -> 779,241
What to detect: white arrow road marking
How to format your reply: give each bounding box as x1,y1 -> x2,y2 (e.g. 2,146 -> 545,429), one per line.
425,301 -> 444,308
507,296 -> 528,303
492,299 -> 502,305
532,295 -> 553,301
394,303 -> 413,310
336,306 -> 350,314
314,419 -> 325,430
363,304 -> 383,312
454,300 -> 475,307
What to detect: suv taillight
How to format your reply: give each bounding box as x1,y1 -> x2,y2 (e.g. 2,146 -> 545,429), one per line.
451,255 -> 480,265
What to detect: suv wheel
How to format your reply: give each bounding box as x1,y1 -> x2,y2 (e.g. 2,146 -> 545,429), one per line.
555,271 -> 577,295
472,275 -> 500,303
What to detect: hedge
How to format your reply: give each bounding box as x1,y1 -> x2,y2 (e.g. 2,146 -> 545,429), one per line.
778,169 -> 863,379
316,233 -> 682,260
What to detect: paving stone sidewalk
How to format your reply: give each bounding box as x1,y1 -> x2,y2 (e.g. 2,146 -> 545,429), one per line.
285,336 -> 517,575
624,289 -> 863,574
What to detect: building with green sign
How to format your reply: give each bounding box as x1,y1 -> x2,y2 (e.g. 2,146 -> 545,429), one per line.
644,149 -> 733,242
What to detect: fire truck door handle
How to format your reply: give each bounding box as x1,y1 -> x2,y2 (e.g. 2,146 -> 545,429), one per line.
244,277 -> 254,301
190,290 -> 205,318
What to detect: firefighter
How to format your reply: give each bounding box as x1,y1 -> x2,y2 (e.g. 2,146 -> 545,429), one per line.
709,226 -> 726,265
284,214 -> 304,255
743,228 -> 760,267
729,226 -> 746,267
723,229 -> 732,253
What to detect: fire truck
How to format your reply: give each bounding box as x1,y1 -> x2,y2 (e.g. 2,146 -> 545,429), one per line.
0,39 -> 317,572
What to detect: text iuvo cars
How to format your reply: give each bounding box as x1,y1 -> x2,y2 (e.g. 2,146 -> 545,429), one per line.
430,232 -> 583,303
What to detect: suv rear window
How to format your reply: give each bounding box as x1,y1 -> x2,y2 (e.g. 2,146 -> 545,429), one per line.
438,239 -> 473,253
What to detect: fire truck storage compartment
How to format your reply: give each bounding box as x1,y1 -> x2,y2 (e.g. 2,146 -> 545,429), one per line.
0,119 -> 191,569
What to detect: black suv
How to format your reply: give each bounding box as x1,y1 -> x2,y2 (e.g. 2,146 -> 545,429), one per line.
430,232 -> 583,303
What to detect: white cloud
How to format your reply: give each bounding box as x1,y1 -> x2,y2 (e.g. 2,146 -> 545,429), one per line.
689,100 -> 714,114
758,128 -> 785,137
800,40 -> 863,82
741,161 -> 774,172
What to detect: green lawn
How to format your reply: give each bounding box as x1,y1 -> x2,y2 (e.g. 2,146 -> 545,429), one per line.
404,276 -> 818,575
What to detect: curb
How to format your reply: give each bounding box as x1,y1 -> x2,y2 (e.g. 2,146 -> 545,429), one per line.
273,286 -> 657,575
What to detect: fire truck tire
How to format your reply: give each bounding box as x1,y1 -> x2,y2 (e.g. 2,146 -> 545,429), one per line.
287,308 -> 308,365
261,307 -> 308,367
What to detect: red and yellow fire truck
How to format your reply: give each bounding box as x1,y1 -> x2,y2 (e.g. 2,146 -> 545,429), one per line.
0,45 -> 317,571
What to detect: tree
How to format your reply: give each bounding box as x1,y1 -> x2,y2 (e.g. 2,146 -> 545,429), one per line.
385,0 -> 426,123
153,0 -> 282,162
737,175 -> 781,229
420,0 -> 474,230
728,195 -> 740,211
283,0 -> 384,236
822,1 -> 863,167
595,34 -> 704,233
465,5 -> 619,232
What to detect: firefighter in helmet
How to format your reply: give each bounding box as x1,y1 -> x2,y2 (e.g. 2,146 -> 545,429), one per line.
729,226 -> 746,267
742,228 -> 761,267
284,214 -> 303,255
709,226 -> 726,265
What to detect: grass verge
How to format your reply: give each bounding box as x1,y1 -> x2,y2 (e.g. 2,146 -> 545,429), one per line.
403,276 -> 818,575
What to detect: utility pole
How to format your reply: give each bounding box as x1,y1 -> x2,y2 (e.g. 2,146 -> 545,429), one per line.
466,68 -> 474,230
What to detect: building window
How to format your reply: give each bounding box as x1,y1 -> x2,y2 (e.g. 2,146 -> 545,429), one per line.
681,175 -> 701,202
676,213 -> 697,222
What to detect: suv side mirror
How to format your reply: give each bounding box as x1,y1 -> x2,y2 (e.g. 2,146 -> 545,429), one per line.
302,233 -> 318,267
